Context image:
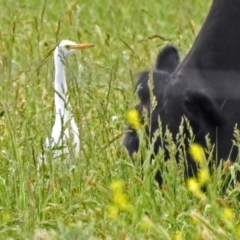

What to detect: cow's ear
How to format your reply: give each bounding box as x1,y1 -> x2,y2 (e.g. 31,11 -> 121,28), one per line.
184,90 -> 226,126
155,45 -> 179,73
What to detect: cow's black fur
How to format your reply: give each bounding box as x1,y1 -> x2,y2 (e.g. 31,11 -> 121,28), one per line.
123,0 -> 240,185
123,45 -> 180,159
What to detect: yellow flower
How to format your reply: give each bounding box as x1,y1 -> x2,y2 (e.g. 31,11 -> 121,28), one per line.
187,178 -> 205,199
189,143 -> 206,164
173,231 -> 183,240
198,168 -> 210,186
108,204 -> 119,219
113,192 -> 132,211
108,180 -> 133,219
126,109 -> 141,130
110,180 -> 124,193
221,208 -> 234,221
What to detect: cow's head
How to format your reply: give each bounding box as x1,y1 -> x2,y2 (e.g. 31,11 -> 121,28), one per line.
123,45 -> 180,158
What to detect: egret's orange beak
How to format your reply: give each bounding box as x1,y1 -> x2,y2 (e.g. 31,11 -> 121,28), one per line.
69,43 -> 95,50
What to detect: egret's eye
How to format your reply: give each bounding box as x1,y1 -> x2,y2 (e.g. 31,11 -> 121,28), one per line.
65,45 -> 71,50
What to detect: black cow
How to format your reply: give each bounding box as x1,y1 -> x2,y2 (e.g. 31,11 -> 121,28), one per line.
123,45 -> 180,158
123,0 -> 240,185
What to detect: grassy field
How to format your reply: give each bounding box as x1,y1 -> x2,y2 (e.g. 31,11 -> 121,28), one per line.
0,0 -> 240,239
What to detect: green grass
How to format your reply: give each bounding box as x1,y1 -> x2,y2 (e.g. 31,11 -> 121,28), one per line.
1,0 -> 240,239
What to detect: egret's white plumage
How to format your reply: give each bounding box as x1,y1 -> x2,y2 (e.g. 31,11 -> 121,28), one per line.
39,40 -> 94,165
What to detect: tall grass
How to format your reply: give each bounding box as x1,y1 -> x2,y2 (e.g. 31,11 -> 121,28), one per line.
1,0 -> 240,239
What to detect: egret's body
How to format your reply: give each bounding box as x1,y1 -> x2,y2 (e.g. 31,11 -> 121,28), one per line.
39,40 -> 94,165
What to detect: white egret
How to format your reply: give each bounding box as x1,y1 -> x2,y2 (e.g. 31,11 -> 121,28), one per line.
39,40 -> 94,166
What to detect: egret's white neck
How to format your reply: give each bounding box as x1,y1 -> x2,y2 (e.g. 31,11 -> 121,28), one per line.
54,50 -> 69,118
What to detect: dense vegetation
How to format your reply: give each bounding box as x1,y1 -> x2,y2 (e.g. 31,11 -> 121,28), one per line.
1,0 -> 240,239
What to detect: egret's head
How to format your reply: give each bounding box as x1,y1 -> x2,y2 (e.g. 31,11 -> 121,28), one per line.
55,40 -> 94,58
